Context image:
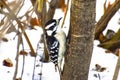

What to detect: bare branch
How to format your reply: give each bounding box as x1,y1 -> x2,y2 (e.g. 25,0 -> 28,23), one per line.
13,32 -> 22,80
0,0 -> 24,39
113,55 -> 120,80
0,0 -> 36,56
98,40 -> 120,52
61,0 -> 70,28
98,29 -> 120,52
95,0 -> 120,39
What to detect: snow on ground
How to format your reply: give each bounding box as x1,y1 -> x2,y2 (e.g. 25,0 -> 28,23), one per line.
0,28 -> 60,80
0,30 -> 119,80
88,41 -> 118,80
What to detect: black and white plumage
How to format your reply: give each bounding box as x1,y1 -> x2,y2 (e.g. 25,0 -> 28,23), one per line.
45,18 -> 66,73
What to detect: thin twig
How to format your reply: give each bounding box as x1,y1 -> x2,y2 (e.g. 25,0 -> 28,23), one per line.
0,0 -> 24,35
0,0 -> 36,56
21,37 -> 25,80
61,0 -> 70,28
13,32 -> 22,80
18,7 -> 33,19
39,61 -> 43,80
112,56 -> 120,80
32,41 -> 44,80
32,41 -> 40,80
32,55 -> 37,80
98,73 -> 101,80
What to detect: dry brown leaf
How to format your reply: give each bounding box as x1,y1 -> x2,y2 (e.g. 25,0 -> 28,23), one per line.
30,17 -> 40,26
99,33 -> 105,43
57,0 -> 66,12
61,4 -> 66,12
1,37 -> 8,42
16,78 -> 21,80
3,58 -> 13,67
114,49 -> 120,56
94,64 -> 106,72
19,50 -> 28,56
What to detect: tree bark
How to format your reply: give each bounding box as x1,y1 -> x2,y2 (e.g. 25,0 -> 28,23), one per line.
62,0 -> 96,80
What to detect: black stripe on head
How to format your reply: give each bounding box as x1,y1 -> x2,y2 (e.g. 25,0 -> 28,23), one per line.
45,19 -> 56,29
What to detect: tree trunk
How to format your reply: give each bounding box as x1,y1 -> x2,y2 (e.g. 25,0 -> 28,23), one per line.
62,0 -> 96,80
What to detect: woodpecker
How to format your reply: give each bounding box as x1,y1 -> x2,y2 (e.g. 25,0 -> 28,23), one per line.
45,17 -> 66,74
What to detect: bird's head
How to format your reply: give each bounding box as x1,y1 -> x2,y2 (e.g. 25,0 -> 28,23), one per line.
45,17 -> 62,36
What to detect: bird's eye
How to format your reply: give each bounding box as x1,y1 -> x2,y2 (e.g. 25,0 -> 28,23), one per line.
49,25 -> 55,30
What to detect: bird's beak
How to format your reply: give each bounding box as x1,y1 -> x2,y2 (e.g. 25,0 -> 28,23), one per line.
57,17 -> 62,25
58,17 -> 62,21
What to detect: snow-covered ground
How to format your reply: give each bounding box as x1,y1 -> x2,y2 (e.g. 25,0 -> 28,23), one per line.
0,0 -> 120,80
88,41 -> 119,80
0,33 -> 119,80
